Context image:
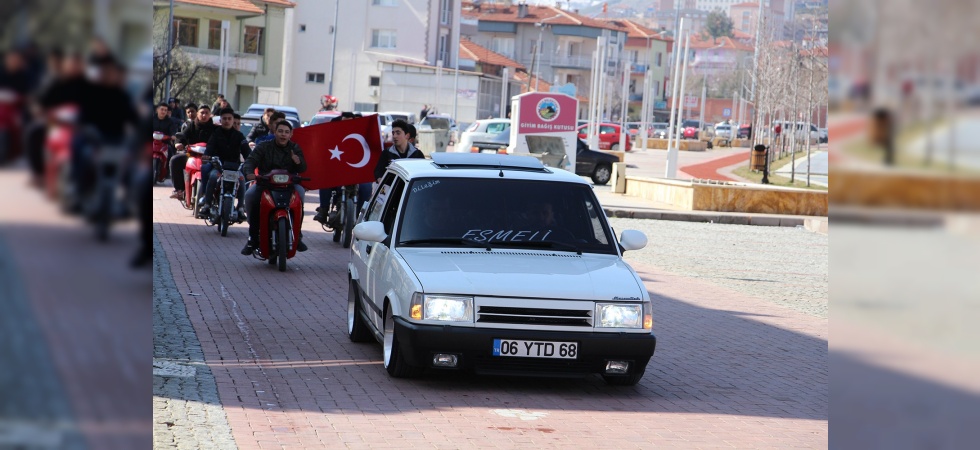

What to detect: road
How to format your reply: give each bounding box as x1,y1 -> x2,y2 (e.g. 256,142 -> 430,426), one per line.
152,181 -> 827,448
907,113 -> 980,169
774,151 -> 828,187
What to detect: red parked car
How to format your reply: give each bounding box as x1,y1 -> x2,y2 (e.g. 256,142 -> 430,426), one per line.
576,123 -> 633,151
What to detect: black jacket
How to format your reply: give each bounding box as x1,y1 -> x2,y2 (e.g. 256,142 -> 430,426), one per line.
206,126 -> 248,167
152,115 -> 180,136
245,118 -> 270,143
374,143 -> 424,180
177,120 -> 217,147
243,139 -> 307,176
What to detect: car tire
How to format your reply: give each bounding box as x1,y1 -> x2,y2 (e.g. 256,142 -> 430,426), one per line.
383,304 -> 421,378
611,144 -> 620,151
591,164 -> 612,185
347,280 -> 373,343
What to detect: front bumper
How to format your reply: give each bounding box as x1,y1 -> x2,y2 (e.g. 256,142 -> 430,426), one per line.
393,317 -> 656,378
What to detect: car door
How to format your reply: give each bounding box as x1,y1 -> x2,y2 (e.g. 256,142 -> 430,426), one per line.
366,176 -> 407,330
599,125 -> 616,149
352,173 -> 395,304
575,140 -> 596,176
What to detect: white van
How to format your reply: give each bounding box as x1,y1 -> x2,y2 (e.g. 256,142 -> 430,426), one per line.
773,121 -> 819,144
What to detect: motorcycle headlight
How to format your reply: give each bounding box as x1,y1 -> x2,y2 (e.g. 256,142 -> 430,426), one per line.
595,303 -> 648,329
420,295 -> 473,322
271,174 -> 291,183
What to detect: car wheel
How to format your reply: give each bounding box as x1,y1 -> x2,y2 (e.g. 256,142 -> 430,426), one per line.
383,304 -> 421,378
347,280 -> 373,343
591,164 -> 612,185
611,144 -> 620,151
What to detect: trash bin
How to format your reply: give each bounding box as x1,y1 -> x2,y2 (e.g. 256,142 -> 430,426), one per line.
751,144 -> 768,171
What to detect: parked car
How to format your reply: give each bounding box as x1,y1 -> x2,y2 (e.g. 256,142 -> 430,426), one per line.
467,129 -> 510,154
575,138 -> 620,185
417,113 -> 454,131
358,112 -> 395,142
242,103 -> 301,129
576,123 -> 633,151
650,122 -> 670,139
307,111 -> 341,126
818,127 -> 828,143
625,122 -> 643,139
737,124 -> 752,139
456,118 -> 511,152
348,153 -> 656,385
384,111 -> 418,126
772,120 -> 819,144
682,127 -> 698,139
714,123 -> 733,139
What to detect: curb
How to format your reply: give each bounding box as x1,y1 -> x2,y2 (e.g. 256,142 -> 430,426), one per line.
604,207 -> 826,230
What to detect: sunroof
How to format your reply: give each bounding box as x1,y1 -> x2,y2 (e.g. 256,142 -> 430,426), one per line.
430,153 -> 547,171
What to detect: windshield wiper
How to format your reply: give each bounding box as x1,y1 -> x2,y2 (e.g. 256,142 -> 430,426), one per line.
486,240 -> 582,255
398,238 -> 491,250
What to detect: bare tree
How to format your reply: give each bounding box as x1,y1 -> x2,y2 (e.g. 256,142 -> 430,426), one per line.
152,10 -> 210,105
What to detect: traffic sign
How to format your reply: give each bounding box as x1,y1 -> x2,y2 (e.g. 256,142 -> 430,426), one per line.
723,108 -> 731,117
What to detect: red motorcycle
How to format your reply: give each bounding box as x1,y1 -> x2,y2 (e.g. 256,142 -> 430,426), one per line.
0,88 -> 23,165
151,131 -> 171,183
182,142 -> 207,213
251,169 -> 308,272
44,105 -> 78,206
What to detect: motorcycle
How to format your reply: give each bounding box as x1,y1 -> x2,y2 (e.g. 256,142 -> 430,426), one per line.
316,184 -> 357,248
251,169 -> 308,272
202,157 -> 245,236
181,141 -> 207,213
151,131 -> 171,183
0,88 -> 23,165
44,105 -> 78,207
85,140 -> 129,242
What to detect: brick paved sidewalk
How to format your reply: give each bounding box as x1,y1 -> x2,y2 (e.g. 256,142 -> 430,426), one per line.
679,151 -> 750,182
153,182 -> 827,449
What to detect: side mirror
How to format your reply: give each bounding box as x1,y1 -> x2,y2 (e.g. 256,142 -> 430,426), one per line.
619,230 -> 647,252
353,221 -> 387,243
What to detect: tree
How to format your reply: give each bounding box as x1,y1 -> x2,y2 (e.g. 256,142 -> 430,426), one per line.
703,10 -> 734,43
152,10 -> 211,105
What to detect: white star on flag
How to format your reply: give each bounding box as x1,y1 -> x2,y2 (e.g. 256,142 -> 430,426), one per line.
328,146 -> 343,160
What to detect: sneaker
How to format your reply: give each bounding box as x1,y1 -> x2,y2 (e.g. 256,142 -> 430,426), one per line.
297,239 -> 308,252
196,202 -> 209,218
170,190 -> 184,199
313,207 -> 326,223
236,206 -> 247,221
241,241 -> 255,255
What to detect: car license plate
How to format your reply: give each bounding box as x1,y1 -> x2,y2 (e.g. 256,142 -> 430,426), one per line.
492,339 -> 578,359
222,171 -> 239,182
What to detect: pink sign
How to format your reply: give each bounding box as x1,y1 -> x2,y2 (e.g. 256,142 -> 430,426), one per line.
517,93 -> 577,134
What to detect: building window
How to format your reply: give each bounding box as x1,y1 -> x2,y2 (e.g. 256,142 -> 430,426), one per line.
372,0 -> 397,6
353,102 -> 378,112
173,17 -> 199,47
656,52 -> 663,67
369,76 -> 380,87
438,34 -> 450,66
244,26 -> 264,55
490,37 -> 515,59
742,11 -> 751,31
371,29 -> 397,49
208,20 -> 222,50
306,72 -> 325,83
440,0 -> 453,25
299,24 -> 306,32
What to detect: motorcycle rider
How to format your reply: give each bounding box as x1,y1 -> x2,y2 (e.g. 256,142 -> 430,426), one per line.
182,102 -> 197,132
246,107 -> 274,143
251,111 -> 285,146
240,120 -> 308,255
374,118 -> 424,181
170,104 -> 216,200
199,107 -> 248,217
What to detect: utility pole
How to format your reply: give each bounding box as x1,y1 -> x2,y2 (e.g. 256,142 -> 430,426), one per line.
698,74 -> 706,132
452,0 -> 461,121
665,18 -> 685,178
327,0 -> 340,96
165,0 -> 175,101
750,0 -> 764,148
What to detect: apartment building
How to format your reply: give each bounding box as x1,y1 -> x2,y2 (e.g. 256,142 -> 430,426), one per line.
600,18 -> 672,118
155,0 -> 294,109
283,0 -> 462,121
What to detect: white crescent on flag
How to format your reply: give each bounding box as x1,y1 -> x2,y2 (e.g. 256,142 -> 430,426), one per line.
342,133 -> 371,168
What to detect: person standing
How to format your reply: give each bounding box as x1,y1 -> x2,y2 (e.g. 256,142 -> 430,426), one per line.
419,104 -> 429,121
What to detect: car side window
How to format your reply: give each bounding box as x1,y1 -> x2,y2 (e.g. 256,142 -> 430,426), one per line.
366,173 -> 396,223
380,178 -> 406,235
600,126 -> 615,134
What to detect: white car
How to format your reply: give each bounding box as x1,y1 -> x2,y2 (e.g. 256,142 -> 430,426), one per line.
383,111 -> 418,126
347,153 -> 657,385
714,124 -> 733,139
456,119 -> 511,152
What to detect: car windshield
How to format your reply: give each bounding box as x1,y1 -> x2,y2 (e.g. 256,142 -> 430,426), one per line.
309,114 -> 337,125
396,178 -> 616,255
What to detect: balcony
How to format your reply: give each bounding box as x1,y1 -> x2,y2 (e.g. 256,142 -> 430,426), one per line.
631,63 -> 648,74
551,55 -> 591,70
183,47 -> 261,74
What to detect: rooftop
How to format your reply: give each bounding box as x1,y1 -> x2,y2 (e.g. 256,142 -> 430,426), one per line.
460,38 -> 526,70
461,2 -> 621,32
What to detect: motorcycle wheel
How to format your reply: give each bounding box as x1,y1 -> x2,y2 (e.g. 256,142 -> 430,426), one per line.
342,198 -> 355,249
276,217 -> 288,272
219,199 -> 231,236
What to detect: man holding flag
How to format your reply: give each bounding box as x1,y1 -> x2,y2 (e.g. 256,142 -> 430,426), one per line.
374,119 -> 424,181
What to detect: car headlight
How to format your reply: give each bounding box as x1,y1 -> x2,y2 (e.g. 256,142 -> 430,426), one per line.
413,294 -> 474,322
595,302 -> 649,329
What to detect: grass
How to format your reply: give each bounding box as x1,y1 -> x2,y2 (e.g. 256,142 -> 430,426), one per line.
732,150 -> 828,190
843,139 -> 980,177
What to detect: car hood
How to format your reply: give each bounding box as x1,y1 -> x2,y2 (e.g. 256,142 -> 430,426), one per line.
397,248 -> 645,301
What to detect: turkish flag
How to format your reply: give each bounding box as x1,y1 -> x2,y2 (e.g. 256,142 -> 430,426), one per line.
292,115 -> 384,190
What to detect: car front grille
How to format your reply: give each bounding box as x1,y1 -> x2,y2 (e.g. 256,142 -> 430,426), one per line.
477,305 -> 592,327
